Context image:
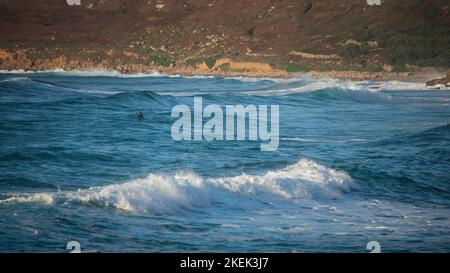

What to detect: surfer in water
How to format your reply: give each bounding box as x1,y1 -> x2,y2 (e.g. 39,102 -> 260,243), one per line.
137,112 -> 144,121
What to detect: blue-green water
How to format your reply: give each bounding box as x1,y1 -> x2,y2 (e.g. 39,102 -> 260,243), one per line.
0,71 -> 449,252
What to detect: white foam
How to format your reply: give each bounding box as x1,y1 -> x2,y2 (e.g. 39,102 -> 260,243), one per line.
243,79 -> 394,104
1,69 -> 169,78
210,159 -> 354,200
0,193 -> 54,204
50,69 -> 167,78
0,76 -> 31,83
241,78 -> 371,96
0,159 -> 356,214
0,70 -> 37,74
64,172 -> 209,213
281,137 -> 366,143
228,76 -> 301,83
376,80 -> 443,91
242,77 -> 443,97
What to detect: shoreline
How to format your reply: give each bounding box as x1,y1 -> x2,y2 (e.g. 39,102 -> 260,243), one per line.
1,66 -> 447,84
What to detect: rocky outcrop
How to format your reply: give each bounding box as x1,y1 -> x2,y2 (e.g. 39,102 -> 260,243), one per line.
0,49 -> 33,70
426,72 -> 450,88
0,46 -> 445,82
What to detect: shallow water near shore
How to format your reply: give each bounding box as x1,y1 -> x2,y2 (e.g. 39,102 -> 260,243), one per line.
0,72 -> 449,252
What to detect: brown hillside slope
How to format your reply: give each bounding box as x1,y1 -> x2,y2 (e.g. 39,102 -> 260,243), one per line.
0,0 -> 448,75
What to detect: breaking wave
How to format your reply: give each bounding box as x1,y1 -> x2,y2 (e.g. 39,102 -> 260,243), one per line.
1,72 -> 439,103
0,76 -> 32,83
0,159 -> 356,214
240,80 -> 393,103
0,69 -> 167,78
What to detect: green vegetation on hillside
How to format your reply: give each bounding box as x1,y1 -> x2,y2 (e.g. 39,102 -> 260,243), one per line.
339,44 -> 369,60
340,3 -> 449,68
351,26 -> 373,42
204,57 -> 217,69
380,26 -> 449,67
219,62 -> 230,71
186,57 -> 217,69
285,63 -> 311,72
147,53 -> 175,67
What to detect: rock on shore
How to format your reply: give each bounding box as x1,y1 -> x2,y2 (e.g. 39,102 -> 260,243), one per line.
426,72 -> 450,88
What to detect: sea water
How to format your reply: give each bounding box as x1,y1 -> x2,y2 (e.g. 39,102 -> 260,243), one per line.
0,71 -> 449,252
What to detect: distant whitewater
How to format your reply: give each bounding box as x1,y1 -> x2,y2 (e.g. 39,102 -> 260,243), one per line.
0,71 -> 449,252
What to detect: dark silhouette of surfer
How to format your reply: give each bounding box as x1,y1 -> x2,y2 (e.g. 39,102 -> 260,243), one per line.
137,112 -> 144,121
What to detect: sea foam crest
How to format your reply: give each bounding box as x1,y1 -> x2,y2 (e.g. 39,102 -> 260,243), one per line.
0,159 -> 356,214
210,159 -> 354,199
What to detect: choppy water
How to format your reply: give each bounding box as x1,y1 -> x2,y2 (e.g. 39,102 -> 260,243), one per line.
0,71 -> 449,252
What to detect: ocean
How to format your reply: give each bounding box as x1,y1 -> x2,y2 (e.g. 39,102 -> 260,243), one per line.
0,71 -> 449,252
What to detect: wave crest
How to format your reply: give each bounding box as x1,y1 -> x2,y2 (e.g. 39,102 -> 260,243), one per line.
210,159 -> 354,199
0,159 -> 356,214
